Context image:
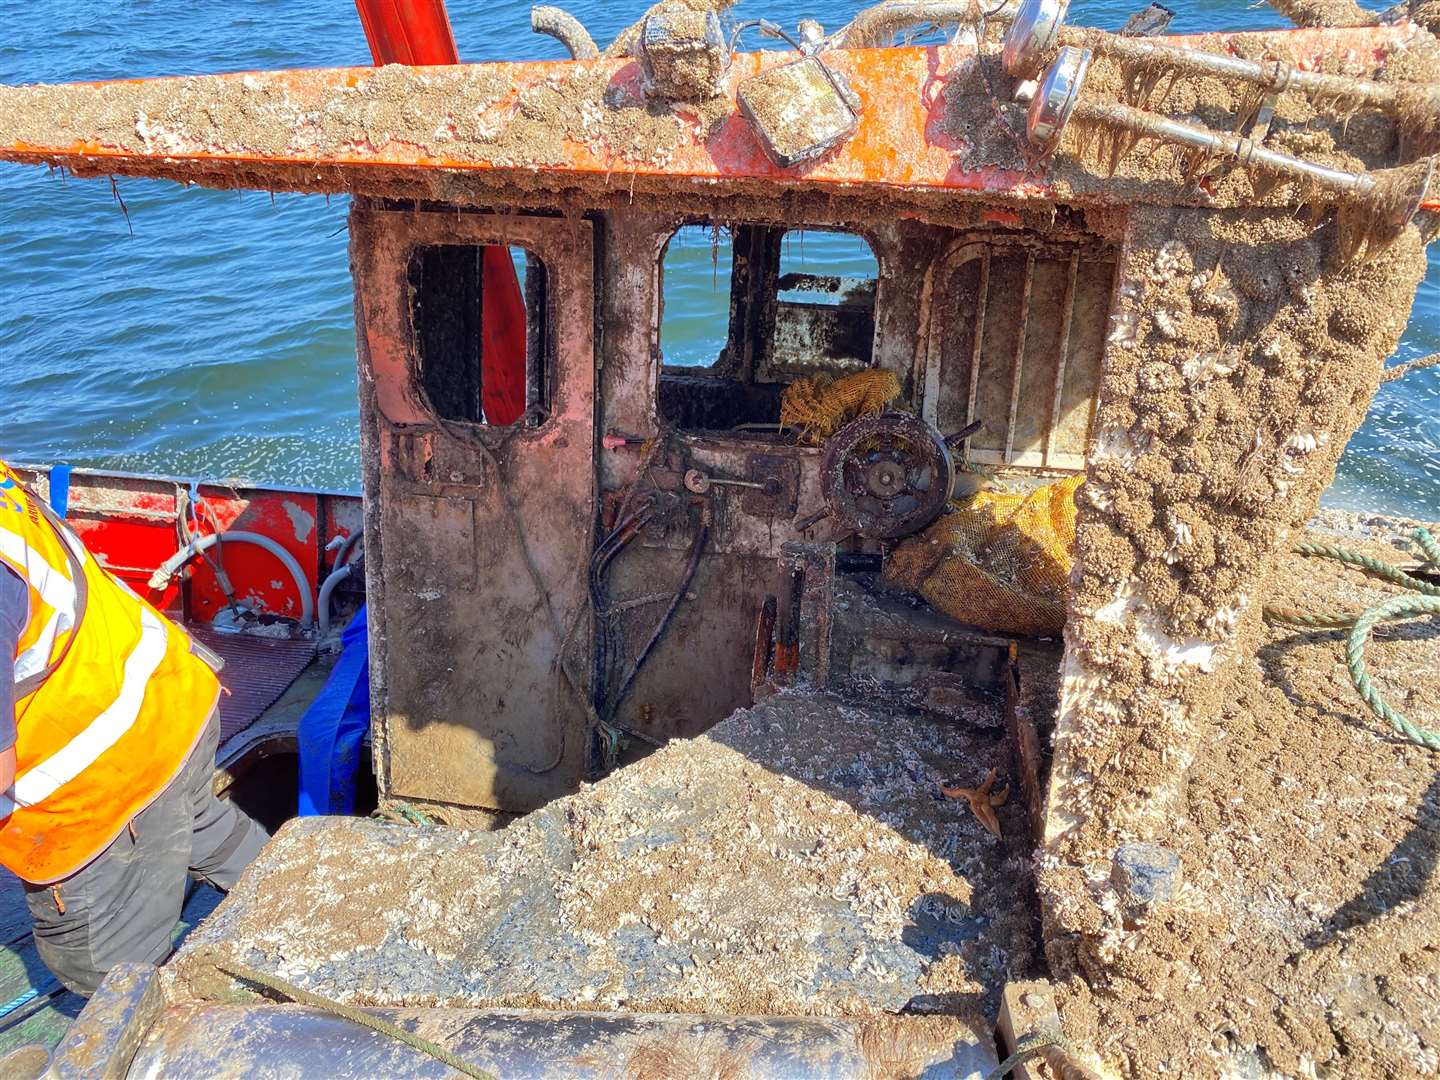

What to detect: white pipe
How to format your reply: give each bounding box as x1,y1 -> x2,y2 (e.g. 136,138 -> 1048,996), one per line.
327,529 -> 364,569
148,532 -> 317,628
317,563 -> 357,638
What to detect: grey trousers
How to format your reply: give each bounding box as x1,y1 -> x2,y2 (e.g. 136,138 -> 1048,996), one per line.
23,711 -> 269,996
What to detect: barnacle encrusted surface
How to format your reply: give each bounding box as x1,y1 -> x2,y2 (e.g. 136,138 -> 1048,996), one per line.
168,692 -> 1036,1022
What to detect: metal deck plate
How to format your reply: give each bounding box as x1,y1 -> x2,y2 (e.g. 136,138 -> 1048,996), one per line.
190,629 -> 317,743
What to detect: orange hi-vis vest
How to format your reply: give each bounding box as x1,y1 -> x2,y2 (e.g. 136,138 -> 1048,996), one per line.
0,461 -> 219,884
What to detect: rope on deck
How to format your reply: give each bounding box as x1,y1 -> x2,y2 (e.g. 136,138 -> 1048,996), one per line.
1347,593 -> 1440,751
1264,528 -> 1440,750
988,1032 -> 1105,1080
0,987 -> 40,1022
191,948 -> 498,1080
1381,352 -> 1440,384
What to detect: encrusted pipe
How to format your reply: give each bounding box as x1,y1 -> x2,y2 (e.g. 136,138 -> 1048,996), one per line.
840,0 -> 1019,48
1265,0 -> 1378,26
1057,27 -> 1438,119
1003,0 -> 1437,120
1080,98 -> 1383,196
530,5 -> 599,59
1018,48 -> 1434,212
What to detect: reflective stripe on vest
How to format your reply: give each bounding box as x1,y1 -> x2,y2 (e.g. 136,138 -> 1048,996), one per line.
0,528 -> 77,686
0,462 -> 218,883
0,607 -> 168,817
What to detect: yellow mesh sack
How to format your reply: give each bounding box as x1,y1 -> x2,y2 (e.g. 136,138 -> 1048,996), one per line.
883,474 -> 1084,637
779,369 -> 901,445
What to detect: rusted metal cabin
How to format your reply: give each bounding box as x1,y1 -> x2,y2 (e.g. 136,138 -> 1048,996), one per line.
2,3 -> 1437,1073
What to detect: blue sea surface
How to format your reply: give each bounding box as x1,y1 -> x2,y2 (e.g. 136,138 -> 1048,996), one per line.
0,0 -> 1435,516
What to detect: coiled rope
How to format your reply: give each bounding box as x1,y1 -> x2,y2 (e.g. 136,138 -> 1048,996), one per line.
1264,528 -> 1440,750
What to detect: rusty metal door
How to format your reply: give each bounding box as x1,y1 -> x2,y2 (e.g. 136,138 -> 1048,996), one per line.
351,206 -> 595,813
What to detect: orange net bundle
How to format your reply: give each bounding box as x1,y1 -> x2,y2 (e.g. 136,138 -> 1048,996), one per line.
883,474 -> 1084,638
779,369 -> 901,445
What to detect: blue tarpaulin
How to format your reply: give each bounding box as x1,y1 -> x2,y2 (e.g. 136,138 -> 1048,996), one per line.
48,464 -> 72,519
297,605 -> 370,816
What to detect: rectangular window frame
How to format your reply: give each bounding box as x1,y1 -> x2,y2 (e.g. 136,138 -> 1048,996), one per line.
656,218 -> 883,436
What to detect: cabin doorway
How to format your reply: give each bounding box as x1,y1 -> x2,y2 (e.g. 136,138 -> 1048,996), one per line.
351,207 -> 597,813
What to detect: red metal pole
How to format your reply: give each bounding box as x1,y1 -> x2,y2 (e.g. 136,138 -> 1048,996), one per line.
351,0 -> 528,424
354,0 -> 459,65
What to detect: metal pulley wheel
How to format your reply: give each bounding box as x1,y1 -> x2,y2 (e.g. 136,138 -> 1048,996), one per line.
820,413 -> 955,540
1023,44 -> 1090,156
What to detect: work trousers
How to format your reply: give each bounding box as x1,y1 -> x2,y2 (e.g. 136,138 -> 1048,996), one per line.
22,711 -> 268,996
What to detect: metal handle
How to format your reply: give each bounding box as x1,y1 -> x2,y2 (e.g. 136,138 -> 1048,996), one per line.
683,468 -> 775,494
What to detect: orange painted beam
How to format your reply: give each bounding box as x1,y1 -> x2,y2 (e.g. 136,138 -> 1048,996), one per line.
0,23 -> 1432,208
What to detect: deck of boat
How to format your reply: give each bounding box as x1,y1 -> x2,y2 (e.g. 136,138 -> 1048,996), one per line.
0,879 -> 223,1052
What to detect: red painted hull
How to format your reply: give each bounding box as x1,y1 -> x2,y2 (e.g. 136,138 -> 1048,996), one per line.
13,465 -> 360,629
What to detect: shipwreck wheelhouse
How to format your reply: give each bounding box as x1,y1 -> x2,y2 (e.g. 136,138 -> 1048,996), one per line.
2,0 -> 1438,1074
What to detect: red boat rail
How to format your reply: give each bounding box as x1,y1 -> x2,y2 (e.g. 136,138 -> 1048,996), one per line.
13,464 -> 362,629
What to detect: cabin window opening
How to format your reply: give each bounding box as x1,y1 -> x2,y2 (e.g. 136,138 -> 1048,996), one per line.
657,223 -> 878,435
408,244 -> 550,428
656,224 -> 735,371
765,229 -> 877,378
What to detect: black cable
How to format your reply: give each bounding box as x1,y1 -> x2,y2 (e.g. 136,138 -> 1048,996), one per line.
606,517 -> 710,726
589,504 -> 655,718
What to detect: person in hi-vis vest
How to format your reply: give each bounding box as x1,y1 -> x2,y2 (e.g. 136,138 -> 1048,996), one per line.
0,460 -> 268,995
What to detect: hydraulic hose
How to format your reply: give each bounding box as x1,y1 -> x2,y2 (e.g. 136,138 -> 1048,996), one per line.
317,563 -> 358,638
149,532 -> 316,628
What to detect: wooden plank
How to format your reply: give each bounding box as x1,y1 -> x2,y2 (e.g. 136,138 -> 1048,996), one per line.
970,447 -> 1087,471
0,883 -> 221,1045
0,936 -> 59,1009
1044,254 -> 1080,467
0,935 -> 63,1043
965,250 -> 990,427
0,991 -> 83,1054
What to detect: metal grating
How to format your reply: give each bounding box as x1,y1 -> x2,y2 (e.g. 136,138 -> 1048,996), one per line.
190,628 -> 317,743
928,242 -> 1115,472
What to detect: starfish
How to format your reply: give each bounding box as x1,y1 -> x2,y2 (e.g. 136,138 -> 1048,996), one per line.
940,768 -> 1009,838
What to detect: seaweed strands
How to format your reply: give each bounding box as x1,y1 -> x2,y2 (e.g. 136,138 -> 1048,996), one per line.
1036,45 -> 1436,260
1327,155 -> 1437,263
1307,82 -> 1440,161
1072,47 -> 1180,178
